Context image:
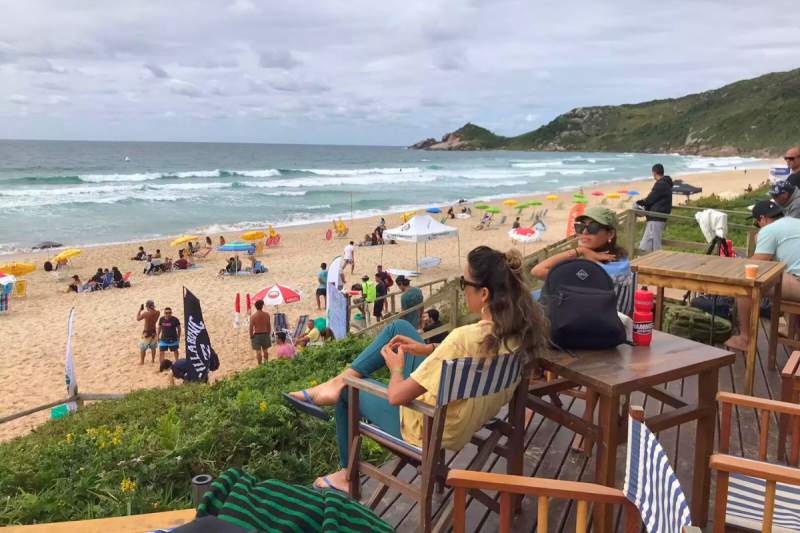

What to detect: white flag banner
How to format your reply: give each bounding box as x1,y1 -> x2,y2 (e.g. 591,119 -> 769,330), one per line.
65,307 -> 78,411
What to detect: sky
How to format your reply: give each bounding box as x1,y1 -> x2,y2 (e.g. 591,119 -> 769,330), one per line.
1,0 -> 798,146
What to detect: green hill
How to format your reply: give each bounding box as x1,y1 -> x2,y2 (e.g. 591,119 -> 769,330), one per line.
412,68 -> 800,156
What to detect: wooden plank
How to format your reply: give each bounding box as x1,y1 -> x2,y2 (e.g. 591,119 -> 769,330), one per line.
641,385 -> 688,408
3,510 -> 196,532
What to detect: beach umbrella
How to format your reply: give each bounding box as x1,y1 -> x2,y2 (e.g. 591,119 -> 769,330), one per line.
606,193 -> 620,199
171,235 -> 199,247
251,284 -> 304,306
218,241 -> 256,253
32,241 -> 63,250
627,191 -> 640,196
503,200 -> 518,206
241,231 -> 267,241
486,207 -> 502,214
474,203 -> 489,210
575,198 -> 588,204
0,263 -> 35,276
400,211 -> 416,223
268,225 -> 277,238
0,273 -> 16,287
426,207 -> 442,214
573,193 -> 585,198
592,191 -> 604,197
52,249 -> 82,262
617,190 -> 629,194
530,200 -> 543,206
509,227 -> 542,255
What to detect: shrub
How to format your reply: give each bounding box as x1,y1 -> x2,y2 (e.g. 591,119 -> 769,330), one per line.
0,337 -> 390,526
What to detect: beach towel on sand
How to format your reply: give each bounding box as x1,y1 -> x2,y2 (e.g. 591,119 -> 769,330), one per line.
193,468 -> 393,532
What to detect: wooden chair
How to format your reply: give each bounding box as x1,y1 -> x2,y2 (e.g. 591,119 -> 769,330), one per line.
711,392 -> 800,533
779,351 -> 800,463
344,352 -> 530,533
777,300 -> 800,355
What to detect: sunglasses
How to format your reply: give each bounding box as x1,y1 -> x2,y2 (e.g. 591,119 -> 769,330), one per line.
574,221 -> 603,235
460,276 -> 483,291
786,156 -> 797,162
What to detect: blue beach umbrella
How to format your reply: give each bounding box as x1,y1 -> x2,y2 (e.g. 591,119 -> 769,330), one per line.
426,208 -> 442,214
628,191 -> 640,196
218,241 -> 255,253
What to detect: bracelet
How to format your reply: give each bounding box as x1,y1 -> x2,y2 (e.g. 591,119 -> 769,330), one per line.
391,368 -> 404,376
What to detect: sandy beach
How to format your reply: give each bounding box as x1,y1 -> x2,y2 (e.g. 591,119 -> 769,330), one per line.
0,167 -> 771,441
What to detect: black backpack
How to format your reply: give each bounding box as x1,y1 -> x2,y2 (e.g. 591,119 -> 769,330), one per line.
541,259 -> 627,351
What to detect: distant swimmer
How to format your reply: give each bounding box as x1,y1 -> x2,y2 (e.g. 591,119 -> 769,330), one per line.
125,157 -> 130,162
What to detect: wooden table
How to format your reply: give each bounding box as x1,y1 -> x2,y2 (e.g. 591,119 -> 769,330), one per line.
527,331 -> 735,533
631,250 -> 786,395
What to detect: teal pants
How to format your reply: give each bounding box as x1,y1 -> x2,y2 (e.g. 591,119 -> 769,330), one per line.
336,320 -> 427,467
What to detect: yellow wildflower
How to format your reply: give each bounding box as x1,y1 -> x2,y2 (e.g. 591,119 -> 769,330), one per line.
112,437 -> 120,446
310,380 -> 318,387
66,434 -> 72,442
78,467 -> 84,472
259,401 -> 267,412
153,502 -> 159,510
99,442 -> 105,450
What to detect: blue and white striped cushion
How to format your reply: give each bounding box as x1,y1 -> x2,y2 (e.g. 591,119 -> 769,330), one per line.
360,422 -> 422,456
726,471 -> 800,533
436,352 -> 522,407
624,416 -> 691,533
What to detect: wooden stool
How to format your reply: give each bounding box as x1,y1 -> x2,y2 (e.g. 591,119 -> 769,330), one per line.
777,300 -> 800,353
778,350 -> 800,464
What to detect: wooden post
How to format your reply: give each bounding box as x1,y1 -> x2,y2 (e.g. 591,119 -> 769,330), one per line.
624,210 -> 637,259
537,496 -> 548,533
76,395 -> 85,410
450,287 -> 459,329
746,227 -> 757,258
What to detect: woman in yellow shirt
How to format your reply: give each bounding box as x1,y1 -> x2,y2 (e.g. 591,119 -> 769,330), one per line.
287,246 -> 547,493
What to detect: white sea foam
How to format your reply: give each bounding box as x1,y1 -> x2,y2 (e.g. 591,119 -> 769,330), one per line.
298,167 -> 421,176
231,169 -> 282,177
511,161 -> 564,168
173,170 -> 222,178
79,172 -> 164,183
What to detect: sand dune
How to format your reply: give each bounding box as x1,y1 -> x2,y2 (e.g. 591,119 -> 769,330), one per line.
0,168 -> 768,440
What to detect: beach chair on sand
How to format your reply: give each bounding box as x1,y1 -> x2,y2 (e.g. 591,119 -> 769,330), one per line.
273,235 -> 281,246
14,279 -> 27,297
600,197 -> 609,206
0,284 -> 11,313
499,216 -> 507,225
711,392 -> 800,533
541,209 -> 548,218
618,201 -> 627,209
122,272 -> 131,286
290,315 -> 309,344
344,352 -> 531,533
273,313 -> 289,342
440,217 -> 447,224
556,202 -> 564,210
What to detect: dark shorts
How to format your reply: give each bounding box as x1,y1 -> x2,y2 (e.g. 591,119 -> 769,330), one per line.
316,288 -> 326,297
373,300 -> 384,317
251,333 -> 272,351
159,340 -> 180,352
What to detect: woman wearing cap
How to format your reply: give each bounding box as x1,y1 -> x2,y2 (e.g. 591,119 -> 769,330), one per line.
286,245 -> 547,494
531,206 -> 634,315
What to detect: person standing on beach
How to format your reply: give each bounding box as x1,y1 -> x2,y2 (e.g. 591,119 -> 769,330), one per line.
373,273 -> 387,322
343,241 -> 355,274
397,275 -> 424,328
635,164 -> 673,252
249,300 -> 272,364
785,147 -> 800,189
157,307 -> 182,363
137,301 -> 160,364
316,262 -> 328,310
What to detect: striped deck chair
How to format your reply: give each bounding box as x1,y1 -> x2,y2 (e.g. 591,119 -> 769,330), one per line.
440,217 -> 447,224
711,392 -> 800,533
273,312 -> 289,339
499,215 -> 507,225
344,351 -> 530,533
290,315 -> 309,344
556,202 -> 564,210
0,284 -> 11,313
625,406 -> 692,533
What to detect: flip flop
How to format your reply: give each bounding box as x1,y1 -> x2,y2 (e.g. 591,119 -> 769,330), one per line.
282,391 -> 331,421
312,477 -> 345,494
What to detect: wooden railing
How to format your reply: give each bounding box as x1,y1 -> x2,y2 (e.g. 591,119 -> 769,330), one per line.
347,277 -> 451,331
0,393 -> 126,426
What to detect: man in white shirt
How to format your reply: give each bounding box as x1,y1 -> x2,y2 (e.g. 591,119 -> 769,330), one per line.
343,241 -> 355,274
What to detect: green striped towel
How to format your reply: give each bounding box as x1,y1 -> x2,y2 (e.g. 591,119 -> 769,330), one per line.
196,468 -> 393,532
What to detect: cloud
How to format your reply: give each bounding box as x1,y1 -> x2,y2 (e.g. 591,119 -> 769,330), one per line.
34,81 -> 71,92
266,72 -> 330,94
227,0 -> 257,15
258,49 -> 302,70
16,58 -> 68,74
186,58 -> 239,69
144,63 -> 170,79
432,50 -> 468,71
420,97 -> 453,108
525,114 -> 539,122
9,95 -> 29,104
168,79 -> 203,98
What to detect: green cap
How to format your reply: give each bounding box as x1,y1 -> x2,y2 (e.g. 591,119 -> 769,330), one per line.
578,206 -> 619,229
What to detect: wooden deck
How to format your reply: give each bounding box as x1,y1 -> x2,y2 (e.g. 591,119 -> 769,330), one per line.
363,318 -> 793,532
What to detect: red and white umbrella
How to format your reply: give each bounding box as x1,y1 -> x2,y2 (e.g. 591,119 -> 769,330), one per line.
509,227 -> 541,242
251,284 -> 304,306
0,273 -> 15,286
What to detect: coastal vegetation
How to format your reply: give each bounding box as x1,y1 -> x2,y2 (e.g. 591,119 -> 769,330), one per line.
412,68 -> 800,156
0,337 -> 391,526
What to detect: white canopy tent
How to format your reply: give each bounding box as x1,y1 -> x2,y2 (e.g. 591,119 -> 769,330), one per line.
382,214 -> 460,269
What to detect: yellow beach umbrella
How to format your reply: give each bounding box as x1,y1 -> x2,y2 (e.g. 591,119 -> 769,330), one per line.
52,249 -> 82,262
606,193 -> 620,199
503,200 -> 518,206
0,262 -> 36,276
170,235 -> 199,247
546,195 -> 559,201
400,211 -> 416,223
241,231 -> 267,241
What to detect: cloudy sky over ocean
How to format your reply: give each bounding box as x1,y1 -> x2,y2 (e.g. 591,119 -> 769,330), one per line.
1,0 -> 798,145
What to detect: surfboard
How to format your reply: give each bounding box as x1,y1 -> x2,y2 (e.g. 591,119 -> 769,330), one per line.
418,257 -> 441,269
387,269 -> 420,277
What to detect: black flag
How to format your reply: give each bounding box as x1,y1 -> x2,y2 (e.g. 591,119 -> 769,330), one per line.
183,287 -> 218,382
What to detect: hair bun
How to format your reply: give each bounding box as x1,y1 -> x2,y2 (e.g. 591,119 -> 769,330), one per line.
504,249 -> 523,272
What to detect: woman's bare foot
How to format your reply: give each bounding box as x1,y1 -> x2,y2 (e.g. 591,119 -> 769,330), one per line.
288,376 -> 346,407
724,335 -> 750,352
314,468 -> 349,493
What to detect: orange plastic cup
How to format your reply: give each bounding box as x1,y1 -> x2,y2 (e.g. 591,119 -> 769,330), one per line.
745,264 -> 758,280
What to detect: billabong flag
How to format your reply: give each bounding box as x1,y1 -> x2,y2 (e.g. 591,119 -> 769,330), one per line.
183,287 -> 219,382
65,307 -> 78,411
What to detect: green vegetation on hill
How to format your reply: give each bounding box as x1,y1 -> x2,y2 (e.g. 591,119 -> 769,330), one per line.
417,68 -> 800,156
0,337 -> 390,526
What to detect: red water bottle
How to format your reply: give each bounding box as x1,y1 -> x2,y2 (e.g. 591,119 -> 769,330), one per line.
633,287 -> 654,346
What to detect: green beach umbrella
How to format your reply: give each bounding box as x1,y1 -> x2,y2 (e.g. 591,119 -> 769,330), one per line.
573,193 -> 585,198
475,203 -> 489,210
486,207 -> 502,214
530,200 -> 542,206
575,198 -> 588,204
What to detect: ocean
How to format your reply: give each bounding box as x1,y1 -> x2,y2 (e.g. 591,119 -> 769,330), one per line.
0,139 -> 769,254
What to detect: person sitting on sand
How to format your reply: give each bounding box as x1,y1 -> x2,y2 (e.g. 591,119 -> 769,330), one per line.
219,236 -> 226,246
131,246 -> 147,261
205,236 -> 213,249
725,200 -> 800,352
319,327 -> 335,344
274,332 -> 296,360
153,249 -> 162,259
91,268 -> 105,284
64,274 -> 83,293
531,206 -> 634,315
137,301 -> 160,364
286,246 -> 547,493
475,213 -> 490,230
219,257 -> 239,275
112,266 -> 124,288
296,321 -> 320,348
174,256 -> 193,270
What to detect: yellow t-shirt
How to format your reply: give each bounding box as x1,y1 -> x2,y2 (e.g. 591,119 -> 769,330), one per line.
307,328 -> 320,342
401,320 -> 520,450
